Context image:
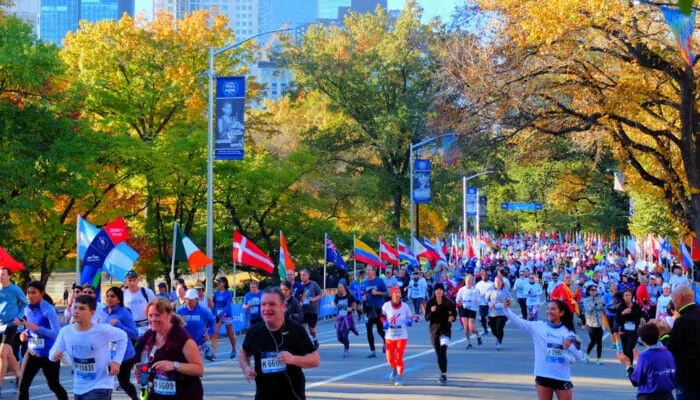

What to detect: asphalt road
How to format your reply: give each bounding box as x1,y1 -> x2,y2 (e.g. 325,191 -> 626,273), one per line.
13,313 -> 637,399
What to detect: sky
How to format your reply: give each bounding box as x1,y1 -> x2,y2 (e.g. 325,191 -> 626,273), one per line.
133,0 -> 463,23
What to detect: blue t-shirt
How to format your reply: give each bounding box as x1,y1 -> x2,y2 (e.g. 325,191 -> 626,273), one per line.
244,291 -> 263,321
0,283 -> 27,324
177,304 -> 215,346
603,292 -> 617,317
212,289 -> 233,318
362,278 -> 387,308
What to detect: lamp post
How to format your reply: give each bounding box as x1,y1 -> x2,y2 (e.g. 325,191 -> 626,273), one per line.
205,28 -> 293,296
409,133 -> 456,248
461,171 -> 494,263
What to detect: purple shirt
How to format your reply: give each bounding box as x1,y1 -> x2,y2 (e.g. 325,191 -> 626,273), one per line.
630,345 -> 675,395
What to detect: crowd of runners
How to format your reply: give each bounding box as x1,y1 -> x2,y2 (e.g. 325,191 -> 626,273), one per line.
0,236 -> 698,399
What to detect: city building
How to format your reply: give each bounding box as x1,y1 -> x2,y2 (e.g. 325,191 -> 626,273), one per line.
81,0 -> 134,23
1,0 -> 41,34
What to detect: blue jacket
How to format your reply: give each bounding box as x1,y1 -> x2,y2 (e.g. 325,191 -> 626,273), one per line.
177,304 -> 215,346
629,344 -> 675,395
24,300 -> 61,358
106,305 -> 137,360
212,289 -> 233,318
0,283 -> 28,323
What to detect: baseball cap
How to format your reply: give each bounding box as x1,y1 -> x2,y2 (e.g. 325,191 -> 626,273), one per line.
184,288 -> 198,300
158,282 -> 167,288
390,286 -> 402,296
125,271 -> 138,279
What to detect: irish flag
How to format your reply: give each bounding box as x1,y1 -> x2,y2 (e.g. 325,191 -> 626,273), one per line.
174,224 -> 213,274
278,231 -> 295,279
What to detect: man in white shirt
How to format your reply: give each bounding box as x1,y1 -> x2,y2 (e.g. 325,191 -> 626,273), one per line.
475,270 -> 494,336
50,295 -> 128,400
407,271 -> 427,320
668,265 -> 689,291
122,271 -> 155,336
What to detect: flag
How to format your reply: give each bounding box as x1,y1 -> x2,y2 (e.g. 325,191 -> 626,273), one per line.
660,5 -> 696,67
102,242 -> 140,282
613,172 -> 625,191
354,238 -> 385,269
412,236 -> 441,261
325,237 -> 348,271
78,216 -> 100,259
174,224 -> 212,274
233,231 -> 275,274
397,237 -> 419,266
103,217 -> 129,246
691,236 -> 700,262
0,246 -> 24,272
379,238 -> 399,267
423,237 -> 447,262
466,235 -> 475,259
278,232 -> 295,279
681,239 -> 693,270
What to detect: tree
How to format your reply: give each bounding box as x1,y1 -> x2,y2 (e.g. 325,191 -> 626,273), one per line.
283,2 -> 441,230
439,0 -> 700,239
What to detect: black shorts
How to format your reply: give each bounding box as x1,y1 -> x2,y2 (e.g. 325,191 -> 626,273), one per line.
459,308 -> 477,319
303,312 -> 318,328
536,376 -> 573,391
0,325 -> 17,345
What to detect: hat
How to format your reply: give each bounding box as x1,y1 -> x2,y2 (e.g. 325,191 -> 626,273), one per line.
125,271 -> 138,279
390,286 -> 402,296
194,283 -> 204,290
662,283 -> 670,289
158,282 -> 167,287
184,288 -> 198,300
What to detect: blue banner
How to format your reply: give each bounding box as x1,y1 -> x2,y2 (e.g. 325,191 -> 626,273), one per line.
319,295 -> 337,319
413,159 -> 431,203
215,76 -> 246,160
466,187 -> 478,216
80,230 -> 115,299
500,202 -> 543,211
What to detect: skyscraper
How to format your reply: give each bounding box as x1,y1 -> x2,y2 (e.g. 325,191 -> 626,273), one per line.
2,0 -> 41,34
81,0 -> 134,23
318,0 -> 385,22
36,0 -> 135,45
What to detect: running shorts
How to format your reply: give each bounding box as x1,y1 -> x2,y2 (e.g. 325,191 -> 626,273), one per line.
0,325 -> 17,345
303,312 -> 319,328
459,309 -> 477,319
535,376 -> 573,391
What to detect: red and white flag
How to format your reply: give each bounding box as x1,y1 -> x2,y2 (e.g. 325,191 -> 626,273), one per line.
379,238 -> 399,267
0,246 -> 24,272
233,231 -> 274,274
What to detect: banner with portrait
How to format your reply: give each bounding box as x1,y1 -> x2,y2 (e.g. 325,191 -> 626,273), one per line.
215,76 -> 246,160
413,159 -> 431,203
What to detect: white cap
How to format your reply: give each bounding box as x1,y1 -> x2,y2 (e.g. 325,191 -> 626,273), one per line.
184,288 -> 198,300
662,283 -> 670,289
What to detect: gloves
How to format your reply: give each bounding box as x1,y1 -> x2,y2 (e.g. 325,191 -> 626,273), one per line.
383,322 -> 390,330
405,318 -> 413,327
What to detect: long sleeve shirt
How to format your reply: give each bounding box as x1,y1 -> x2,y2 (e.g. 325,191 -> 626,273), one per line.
24,300 -> 61,358
106,305 -> 138,360
0,283 -> 28,323
177,303 -> 216,346
485,288 -> 510,317
628,345 -> 675,395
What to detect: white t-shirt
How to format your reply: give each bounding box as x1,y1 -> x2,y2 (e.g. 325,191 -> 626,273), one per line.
124,287 -> 155,322
49,323 -> 128,395
408,278 -> 427,300
381,301 -> 412,340
524,282 -> 543,306
455,286 -> 479,311
656,295 -> 673,319
475,280 -> 494,306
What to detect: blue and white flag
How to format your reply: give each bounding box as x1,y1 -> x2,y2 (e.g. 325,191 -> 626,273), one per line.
397,237 -> 419,267
77,216 -> 100,260
325,237 -> 348,271
103,242 -> 140,282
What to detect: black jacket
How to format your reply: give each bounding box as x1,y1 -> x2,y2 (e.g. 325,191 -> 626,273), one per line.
284,295 -> 304,325
424,296 -> 457,337
666,302 -> 700,391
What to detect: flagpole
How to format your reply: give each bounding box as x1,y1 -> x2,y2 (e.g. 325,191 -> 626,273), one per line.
462,176 -> 467,266
476,187 -> 481,261
353,235 -> 357,282
233,260 -> 237,301
76,215 -> 81,284
323,233 -> 327,292
378,235 -> 382,271
170,221 -> 177,286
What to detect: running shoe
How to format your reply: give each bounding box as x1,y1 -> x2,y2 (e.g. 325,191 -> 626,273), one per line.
394,377 -> 403,387
206,353 -> 215,361
389,368 -> 397,381
230,351 -> 237,359
439,375 -> 448,385
343,350 -> 350,358
367,351 -> 377,359
466,343 -> 473,349
477,336 -> 483,346
584,355 -> 591,363
596,358 -> 603,365
496,343 -> 501,351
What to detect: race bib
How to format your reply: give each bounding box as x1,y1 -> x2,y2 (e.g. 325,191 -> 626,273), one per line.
136,321 -> 150,336
215,308 -> 226,317
73,357 -> 97,380
153,373 -> 176,396
439,335 -> 450,346
28,337 -> 45,350
260,352 -> 286,374
624,322 -> 635,332
338,308 -> 348,317
250,306 -> 259,315
463,300 -> 473,309
494,302 -> 504,310
545,344 -> 566,364
109,342 -> 117,359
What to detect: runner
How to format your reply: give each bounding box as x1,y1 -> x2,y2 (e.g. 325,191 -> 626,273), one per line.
211,276 -> 236,361
176,288 -> 216,362
156,283 -> 170,299
486,276 -> 511,350
475,269 -> 494,336
513,270 -> 529,319
238,286 -> 320,400
281,280 -> 304,324
104,286 -> 140,400
425,283 -> 456,385
615,289 -> 643,368
333,282 -> 357,357
363,265 -> 387,358
668,265 -> 688,291
50,295 -> 128,400
582,285 -> 605,365
455,274 -> 482,348
195,284 -> 213,311
285,270 -> 305,301
408,270 -> 427,322
300,269 -> 323,350
524,273 -> 544,321
604,284 -> 621,349
134,297 -> 204,399
655,283 -> 673,320
0,266 -> 26,392
550,273 -> 581,317
123,270 -> 156,338
382,286 -> 413,387
504,298 -> 583,400
17,281 -> 68,400
348,270 -> 366,321
80,285 -> 109,324
243,281 -> 263,327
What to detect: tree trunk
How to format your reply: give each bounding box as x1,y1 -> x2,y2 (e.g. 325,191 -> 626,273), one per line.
392,191 -> 402,230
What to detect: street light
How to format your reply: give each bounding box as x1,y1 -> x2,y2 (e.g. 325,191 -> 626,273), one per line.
409,133 -> 456,247
205,27 -> 293,296
461,171 -> 494,262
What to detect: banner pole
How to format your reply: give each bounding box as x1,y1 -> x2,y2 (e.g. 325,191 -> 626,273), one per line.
323,233 -> 327,292
353,235 -> 357,282
170,221 -> 177,287
76,215 -> 81,284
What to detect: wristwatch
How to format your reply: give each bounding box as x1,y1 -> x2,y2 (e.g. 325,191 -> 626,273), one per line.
173,361 -> 180,371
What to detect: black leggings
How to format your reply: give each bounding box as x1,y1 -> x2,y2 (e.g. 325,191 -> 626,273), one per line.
518,298 -> 528,319
430,332 -> 449,374
620,331 -> 638,366
18,352 -> 68,400
586,326 -> 603,359
337,328 -> 350,350
366,315 -> 385,352
489,316 -> 507,344
118,354 -> 139,400
479,305 -> 489,332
